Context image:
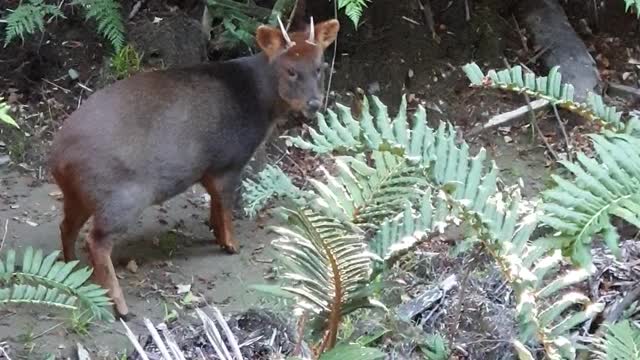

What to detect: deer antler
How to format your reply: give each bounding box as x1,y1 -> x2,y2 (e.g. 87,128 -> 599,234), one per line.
306,16 -> 316,45
277,16 -> 295,47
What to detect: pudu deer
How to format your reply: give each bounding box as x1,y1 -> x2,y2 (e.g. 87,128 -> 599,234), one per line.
48,17 -> 340,319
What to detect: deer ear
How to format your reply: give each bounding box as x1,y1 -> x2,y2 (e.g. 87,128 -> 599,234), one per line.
256,25 -> 285,59
314,19 -> 339,49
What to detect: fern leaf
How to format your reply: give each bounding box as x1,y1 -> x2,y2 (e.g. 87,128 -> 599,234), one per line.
542,133 -> 640,266
624,0 -> 640,16
71,0 -> 125,51
268,208 -> 385,349
462,62 -> 627,130
337,0 -> 369,27
0,248 -> 114,321
2,0 -> 65,46
594,320 -> 640,360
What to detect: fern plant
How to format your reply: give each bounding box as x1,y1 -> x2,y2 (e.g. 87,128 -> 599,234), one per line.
2,0 -> 64,47
1,0 -> 125,51
463,63 -> 640,268
0,98 -> 19,128
0,246 -> 114,322
624,0 -> 640,15
463,62 -> 629,131
593,320 -> 640,359
71,0 -> 125,51
338,0 -> 370,27
243,93 -> 608,359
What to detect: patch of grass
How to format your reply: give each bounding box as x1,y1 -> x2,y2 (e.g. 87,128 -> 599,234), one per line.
67,310 -> 94,336
158,231 -> 179,257
110,44 -> 142,80
5,129 -> 27,163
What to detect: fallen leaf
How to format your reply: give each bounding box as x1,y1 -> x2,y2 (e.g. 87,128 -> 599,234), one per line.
176,283 -> 191,294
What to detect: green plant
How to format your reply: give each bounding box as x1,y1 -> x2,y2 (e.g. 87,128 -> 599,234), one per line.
1,0 -> 64,47
593,320 -> 640,359
625,0 -> 640,15
242,92 -> 607,359
2,0 -> 125,51
463,62 -> 640,268
0,246 -> 114,322
338,0 -> 370,27
0,98 -> 19,128
110,44 -> 142,79
68,309 -> 93,336
206,0 -> 287,49
71,0 -> 125,51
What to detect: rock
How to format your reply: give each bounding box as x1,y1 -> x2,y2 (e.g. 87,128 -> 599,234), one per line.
126,259 -> 139,273
0,155 -> 10,167
128,14 -> 208,69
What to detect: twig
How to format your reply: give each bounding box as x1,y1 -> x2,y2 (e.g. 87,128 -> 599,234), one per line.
0,346 -> 12,360
502,58 -> 558,161
527,44 -> 552,65
76,83 -> 93,93
121,319 -> 151,360
42,79 -> 71,94
551,103 -> 572,161
465,0 -> 470,21
128,0 -> 145,20
285,0 -> 299,31
467,98 -> 550,136
417,0 -> 438,41
401,16 -> 421,26
323,0 -> 338,111
524,93 -> 559,161
448,254 -> 481,347
0,219 -> 8,253
293,311 -> 307,356
512,14 -> 529,53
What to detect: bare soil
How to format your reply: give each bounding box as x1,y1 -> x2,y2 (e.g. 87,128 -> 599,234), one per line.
0,0 -> 639,358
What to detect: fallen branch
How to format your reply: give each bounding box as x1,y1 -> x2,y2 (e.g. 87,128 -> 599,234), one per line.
467,98 -> 550,136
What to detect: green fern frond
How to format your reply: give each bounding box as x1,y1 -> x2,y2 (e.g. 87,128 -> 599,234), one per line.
0,98 -> 19,128
466,192 -> 603,360
337,0 -> 369,27
0,247 -> 114,321
542,133 -> 640,267
267,208 -> 385,350
462,62 -> 626,131
71,0 -> 125,51
624,0 -> 640,16
2,0 -> 64,46
319,343 -> 386,359
242,164 -> 310,217
593,320 -> 640,359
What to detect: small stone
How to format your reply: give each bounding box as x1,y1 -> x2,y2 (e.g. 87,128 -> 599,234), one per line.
9,204 -> 19,209
68,68 -> 80,80
126,259 -> 138,273
25,220 -> 38,227
0,155 -> 10,167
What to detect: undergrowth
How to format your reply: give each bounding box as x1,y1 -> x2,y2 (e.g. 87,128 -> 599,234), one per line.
239,63 -> 640,359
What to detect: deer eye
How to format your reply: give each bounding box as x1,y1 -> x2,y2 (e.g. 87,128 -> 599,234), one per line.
287,68 -> 297,79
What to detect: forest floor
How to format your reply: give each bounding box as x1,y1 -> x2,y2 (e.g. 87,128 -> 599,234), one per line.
0,0 -> 639,358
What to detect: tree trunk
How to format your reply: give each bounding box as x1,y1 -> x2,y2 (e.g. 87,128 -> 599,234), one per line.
518,0 -> 601,101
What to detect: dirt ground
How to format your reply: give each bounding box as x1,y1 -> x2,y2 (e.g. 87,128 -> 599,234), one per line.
1,0 -> 640,358
0,167 -> 277,358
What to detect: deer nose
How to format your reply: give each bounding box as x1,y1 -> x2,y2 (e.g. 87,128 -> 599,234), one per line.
307,99 -> 322,113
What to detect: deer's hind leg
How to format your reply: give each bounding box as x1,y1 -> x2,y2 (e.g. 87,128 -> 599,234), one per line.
201,171 -> 240,254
